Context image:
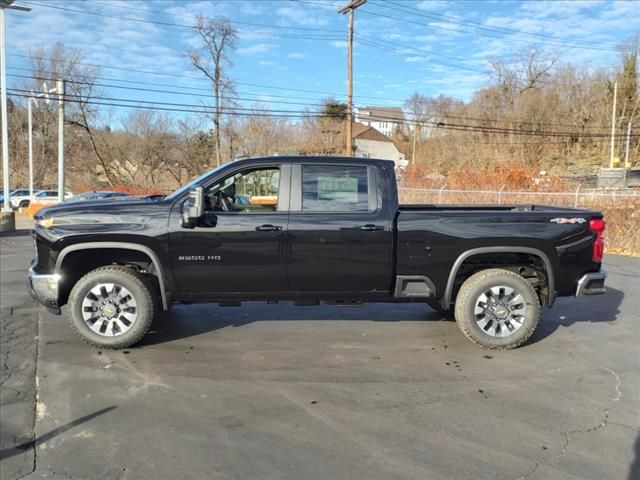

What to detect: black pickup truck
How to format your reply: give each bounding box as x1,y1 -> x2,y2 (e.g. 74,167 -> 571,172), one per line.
27,156 -> 606,350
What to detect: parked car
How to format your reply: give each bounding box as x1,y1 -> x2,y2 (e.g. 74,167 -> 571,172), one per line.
27,156 -> 606,350
8,188 -> 41,209
31,190 -> 74,203
67,191 -> 130,202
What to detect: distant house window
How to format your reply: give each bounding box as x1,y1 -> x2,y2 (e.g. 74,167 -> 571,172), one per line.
361,152 -> 370,158
323,133 -> 334,144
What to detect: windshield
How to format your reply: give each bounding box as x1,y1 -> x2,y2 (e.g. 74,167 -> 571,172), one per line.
164,164 -> 227,201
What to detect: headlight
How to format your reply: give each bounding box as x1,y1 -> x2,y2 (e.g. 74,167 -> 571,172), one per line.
35,218 -> 55,228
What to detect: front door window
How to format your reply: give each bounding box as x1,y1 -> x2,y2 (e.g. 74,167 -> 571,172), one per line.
205,168 -> 280,213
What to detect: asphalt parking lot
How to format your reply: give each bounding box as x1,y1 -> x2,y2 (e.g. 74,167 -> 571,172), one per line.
1,229 -> 639,480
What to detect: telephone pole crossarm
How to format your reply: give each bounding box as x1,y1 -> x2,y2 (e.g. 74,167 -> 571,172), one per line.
338,0 -> 366,157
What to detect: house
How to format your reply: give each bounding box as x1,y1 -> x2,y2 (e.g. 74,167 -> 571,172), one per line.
305,121 -> 405,166
351,123 -> 405,165
355,106 -> 405,137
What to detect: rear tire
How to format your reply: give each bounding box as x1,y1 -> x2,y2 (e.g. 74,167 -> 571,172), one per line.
454,268 -> 540,350
68,266 -> 155,349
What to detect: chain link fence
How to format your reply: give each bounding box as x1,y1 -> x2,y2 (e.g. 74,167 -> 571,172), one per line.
398,187 -> 640,257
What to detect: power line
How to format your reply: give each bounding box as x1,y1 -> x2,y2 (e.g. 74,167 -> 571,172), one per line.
9,87 -> 637,139
23,0 -> 344,37
16,2 -> 582,97
8,90 -> 322,118
7,53 -> 410,103
364,1 -> 621,52
9,73 -> 608,131
378,0 -> 621,50
85,0 -> 344,33
9,71 -> 617,131
7,87 -> 324,115
7,72 -> 334,108
24,0 -> 590,86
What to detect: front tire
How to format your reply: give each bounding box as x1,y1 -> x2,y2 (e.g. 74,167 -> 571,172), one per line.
454,268 -> 540,350
68,266 -> 155,349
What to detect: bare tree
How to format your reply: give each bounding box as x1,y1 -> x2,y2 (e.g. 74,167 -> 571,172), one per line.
187,15 -> 238,167
489,47 -> 560,103
30,42 -> 126,185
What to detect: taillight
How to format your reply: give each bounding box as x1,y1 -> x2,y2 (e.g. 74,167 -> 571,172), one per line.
589,218 -> 605,263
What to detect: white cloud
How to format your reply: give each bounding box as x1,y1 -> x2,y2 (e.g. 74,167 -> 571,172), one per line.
240,1 -> 266,16
237,43 -> 276,55
405,56 -> 428,63
414,35 -> 439,42
258,60 -> 276,67
520,0 -> 606,18
416,1 -> 452,12
276,6 -> 329,27
163,1 -> 232,20
330,40 -> 348,48
287,52 -> 306,59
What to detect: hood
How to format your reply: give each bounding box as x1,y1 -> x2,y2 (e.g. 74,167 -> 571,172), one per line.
35,197 -> 166,220
33,197 -> 172,235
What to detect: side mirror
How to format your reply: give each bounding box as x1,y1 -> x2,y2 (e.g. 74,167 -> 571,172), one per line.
181,187 -> 204,228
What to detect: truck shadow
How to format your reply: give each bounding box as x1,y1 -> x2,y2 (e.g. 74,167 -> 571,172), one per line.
140,302 -> 453,347
139,287 -> 623,347
528,286 -> 624,345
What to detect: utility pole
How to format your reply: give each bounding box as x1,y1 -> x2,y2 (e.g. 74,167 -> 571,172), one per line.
56,78 -> 64,203
411,124 -> 417,164
338,0 -> 366,157
27,96 -> 32,197
1,6 -> 9,213
623,121 -> 631,186
0,1 -> 31,232
609,81 -> 618,168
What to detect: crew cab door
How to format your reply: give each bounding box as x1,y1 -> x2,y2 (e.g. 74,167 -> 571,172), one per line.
169,164 -> 290,296
286,163 -> 393,294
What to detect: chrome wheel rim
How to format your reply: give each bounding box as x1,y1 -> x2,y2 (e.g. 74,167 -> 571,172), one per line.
474,285 -> 526,337
81,283 -> 138,337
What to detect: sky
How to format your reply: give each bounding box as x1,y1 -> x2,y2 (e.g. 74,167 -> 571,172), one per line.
5,0 -> 640,127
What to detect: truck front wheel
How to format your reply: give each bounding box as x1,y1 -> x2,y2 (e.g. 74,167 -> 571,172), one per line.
68,266 -> 155,349
454,268 -> 540,350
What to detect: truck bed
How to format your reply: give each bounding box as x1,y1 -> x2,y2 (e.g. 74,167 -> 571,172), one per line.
399,204 -> 588,213
395,204 -> 602,300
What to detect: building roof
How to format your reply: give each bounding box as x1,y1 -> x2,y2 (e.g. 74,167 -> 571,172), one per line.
352,123 -> 393,142
357,106 -> 405,123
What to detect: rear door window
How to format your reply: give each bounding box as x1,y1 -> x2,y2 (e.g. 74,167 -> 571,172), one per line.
302,165 -> 369,212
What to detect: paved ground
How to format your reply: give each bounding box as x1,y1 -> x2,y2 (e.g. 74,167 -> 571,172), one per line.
1,230 -> 638,480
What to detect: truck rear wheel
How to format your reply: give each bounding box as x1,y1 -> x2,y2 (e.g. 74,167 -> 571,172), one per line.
454,268 -> 540,350
68,266 -> 155,349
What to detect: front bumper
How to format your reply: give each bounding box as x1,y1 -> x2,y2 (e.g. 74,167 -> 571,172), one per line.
27,262 -> 61,314
575,271 -> 607,297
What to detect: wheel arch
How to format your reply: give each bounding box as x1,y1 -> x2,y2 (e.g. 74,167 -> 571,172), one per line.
55,242 -> 169,310
442,246 -> 555,310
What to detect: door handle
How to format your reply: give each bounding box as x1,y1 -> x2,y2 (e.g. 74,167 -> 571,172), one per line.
256,224 -> 283,232
360,224 -> 384,231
